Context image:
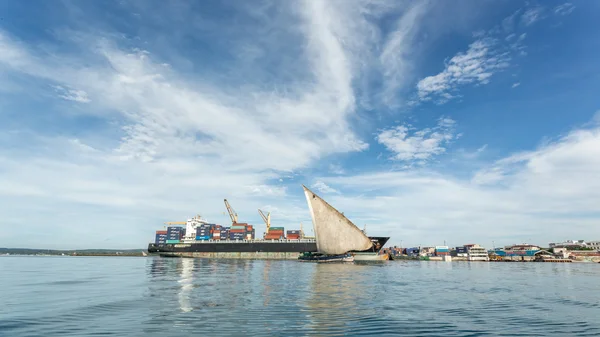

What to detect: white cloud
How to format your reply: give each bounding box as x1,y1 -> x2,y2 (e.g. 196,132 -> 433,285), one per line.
53,85 -> 91,103
512,82 -> 520,88
379,2 -> 429,106
501,9 -> 522,33
416,38 -> 510,103
376,117 -> 458,162
554,3 -> 575,16
311,181 -> 339,194
328,164 -> 345,175
521,7 -> 544,26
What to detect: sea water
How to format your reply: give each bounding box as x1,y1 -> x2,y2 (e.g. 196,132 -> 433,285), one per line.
0,256 -> 598,336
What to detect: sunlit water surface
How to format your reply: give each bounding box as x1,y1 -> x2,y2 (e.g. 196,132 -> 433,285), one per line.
1,256 -> 599,336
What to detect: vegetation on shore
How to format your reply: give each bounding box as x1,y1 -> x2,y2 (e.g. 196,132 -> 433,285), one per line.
0,248 -> 147,256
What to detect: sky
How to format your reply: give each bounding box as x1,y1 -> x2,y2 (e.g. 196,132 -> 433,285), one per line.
1,0 -> 599,249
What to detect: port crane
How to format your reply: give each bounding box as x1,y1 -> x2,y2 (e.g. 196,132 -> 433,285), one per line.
258,209 -> 271,233
224,199 -> 238,224
164,222 -> 186,225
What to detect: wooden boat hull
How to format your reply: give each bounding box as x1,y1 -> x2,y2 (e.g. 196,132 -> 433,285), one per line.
298,253 -> 354,263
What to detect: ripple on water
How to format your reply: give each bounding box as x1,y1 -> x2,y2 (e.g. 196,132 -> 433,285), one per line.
0,257 -> 599,337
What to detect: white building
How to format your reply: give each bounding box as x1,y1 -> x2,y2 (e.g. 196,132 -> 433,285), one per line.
586,241 -> 600,250
549,240 -> 587,249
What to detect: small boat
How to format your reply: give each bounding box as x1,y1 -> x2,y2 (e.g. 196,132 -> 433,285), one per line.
298,252 -> 354,263
298,185 -> 373,263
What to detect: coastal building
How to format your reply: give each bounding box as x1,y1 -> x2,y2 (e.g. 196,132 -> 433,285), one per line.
491,244 -> 541,261
586,241 -> 600,250
420,247 -> 435,256
549,240 -> 587,249
406,247 -> 420,257
506,244 -> 541,251
467,245 -> 489,261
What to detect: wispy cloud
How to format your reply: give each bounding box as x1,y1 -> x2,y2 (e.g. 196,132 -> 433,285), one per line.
416,38 -> 510,103
521,7 -> 545,26
512,82 -> 521,88
379,2 -> 429,107
376,117 -> 458,162
311,181 -> 339,194
53,85 -> 91,103
328,164 -> 345,175
554,3 -> 575,16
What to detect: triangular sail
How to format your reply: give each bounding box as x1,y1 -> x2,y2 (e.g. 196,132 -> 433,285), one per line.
303,185 -> 373,255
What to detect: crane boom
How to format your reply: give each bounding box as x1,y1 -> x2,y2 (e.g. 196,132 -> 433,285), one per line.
258,209 -> 271,233
164,221 -> 186,225
224,199 -> 238,224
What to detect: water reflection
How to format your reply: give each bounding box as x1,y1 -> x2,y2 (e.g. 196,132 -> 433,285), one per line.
177,259 -> 194,313
306,264 -> 366,335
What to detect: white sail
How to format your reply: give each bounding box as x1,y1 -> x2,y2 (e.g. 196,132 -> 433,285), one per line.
303,185 -> 373,255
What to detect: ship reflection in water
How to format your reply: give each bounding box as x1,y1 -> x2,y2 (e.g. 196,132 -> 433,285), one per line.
305,263 -> 369,335
177,259 -> 194,313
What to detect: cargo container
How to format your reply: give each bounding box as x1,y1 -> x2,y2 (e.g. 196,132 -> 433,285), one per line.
156,230 -> 168,235
270,227 -> 284,230
231,226 -> 246,230
166,239 -> 180,244
196,236 -> 211,241
155,234 -> 167,244
287,230 -> 300,234
456,247 -> 467,254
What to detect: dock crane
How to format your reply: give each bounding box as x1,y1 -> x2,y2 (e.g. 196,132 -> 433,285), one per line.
258,209 -> 271,233
224,199 -> 238,224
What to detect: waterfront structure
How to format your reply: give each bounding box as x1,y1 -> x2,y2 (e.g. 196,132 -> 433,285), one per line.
549,240 -> 588,249
587,241 -> 600,250
467,246 -> 489,261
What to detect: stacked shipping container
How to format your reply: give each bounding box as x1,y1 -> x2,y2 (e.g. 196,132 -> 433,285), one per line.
435,246 -> 450,256
265,227 -> 285,240
166,226 -> 184,243
159,224 -> 256,242
155,230 -> 167,245
286,230 -> 301,240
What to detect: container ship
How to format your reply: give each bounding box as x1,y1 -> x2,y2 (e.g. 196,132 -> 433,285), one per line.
148,199 -> 389,259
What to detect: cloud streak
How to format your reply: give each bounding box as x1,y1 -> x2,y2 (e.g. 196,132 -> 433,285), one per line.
416,38 -> 510,103
377,117 -> 458,162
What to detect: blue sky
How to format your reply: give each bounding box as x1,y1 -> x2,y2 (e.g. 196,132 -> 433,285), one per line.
1,0 -> 599,249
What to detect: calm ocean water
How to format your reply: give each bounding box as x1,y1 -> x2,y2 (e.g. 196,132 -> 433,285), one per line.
0,256 -> 599,337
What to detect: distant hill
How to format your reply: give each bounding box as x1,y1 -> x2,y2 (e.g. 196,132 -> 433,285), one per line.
0,248 -> 146,256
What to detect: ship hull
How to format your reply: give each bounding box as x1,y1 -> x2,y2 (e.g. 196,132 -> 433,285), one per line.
353,252 -> 389,262
298,253 -> 354,263
148,236 -> 389,260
